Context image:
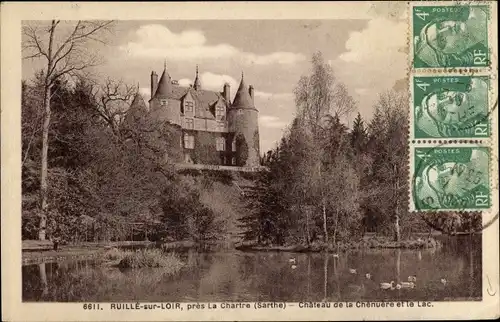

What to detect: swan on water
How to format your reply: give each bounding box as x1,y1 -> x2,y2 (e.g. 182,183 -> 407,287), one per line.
349,268 -> 357,274
365,273 -> 371,279
380,281 -> 395,290
291,264 -> 297,269
400,281 -> 415,288
440,278 -> 447,285
408,275 -> 417,282
289,258 -> 296,264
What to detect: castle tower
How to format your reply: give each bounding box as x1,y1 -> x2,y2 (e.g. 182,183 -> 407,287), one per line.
193,65 -> 201,90
123,86 -> 148,126
154,59 -> 172,98
228,72 -> 260,167
149,60 -> 181,126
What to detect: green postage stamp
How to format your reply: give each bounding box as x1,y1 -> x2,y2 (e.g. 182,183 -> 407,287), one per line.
411,146 -> 491,211
412,76 -> 490,138
412,5 -> 490,68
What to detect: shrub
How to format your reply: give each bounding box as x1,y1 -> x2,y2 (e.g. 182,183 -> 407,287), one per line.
117,249 -> 184,273
102,247 -> 124,261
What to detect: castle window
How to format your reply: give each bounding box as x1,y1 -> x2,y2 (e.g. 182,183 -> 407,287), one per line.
216,137 -> 225,151
232,140 -> 237,152
160,99 -> 168,107
185,101 -> 194,113
215,105 -> 225,120
184,133 -> 195,149
185,118 -> 194,129
231,157 -> 236,165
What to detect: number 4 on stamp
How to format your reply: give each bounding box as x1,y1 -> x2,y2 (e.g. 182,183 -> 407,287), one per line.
412,146 -> 491,211
412,5 -> 490,68
412,76 -> 490,139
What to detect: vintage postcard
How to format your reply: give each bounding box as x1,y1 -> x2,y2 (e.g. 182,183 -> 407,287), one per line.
1,1 -> 499,321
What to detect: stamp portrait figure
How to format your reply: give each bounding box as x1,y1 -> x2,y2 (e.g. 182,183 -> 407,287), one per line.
413,6 -> 489,68
414,77 -> 489,138
413,147 -> 490,210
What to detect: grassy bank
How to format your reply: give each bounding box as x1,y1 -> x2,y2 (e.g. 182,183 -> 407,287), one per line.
101,248 -> 184,273
235,236 -> 442,252
22,241 -> 196,265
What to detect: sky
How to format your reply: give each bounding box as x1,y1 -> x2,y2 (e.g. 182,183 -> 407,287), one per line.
22,2 -> 409,153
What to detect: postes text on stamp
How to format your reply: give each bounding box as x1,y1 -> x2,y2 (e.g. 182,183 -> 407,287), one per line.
413,76 -> 490,138
412,146 -> 490,211
412,5 -> 490,68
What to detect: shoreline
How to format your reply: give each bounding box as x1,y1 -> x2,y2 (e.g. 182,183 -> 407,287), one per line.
234,237 -> 444,253
22,237 -> 446,265
22,240 -> 196,265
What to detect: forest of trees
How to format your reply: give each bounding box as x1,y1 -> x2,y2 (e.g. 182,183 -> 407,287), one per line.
239,53 -> 482,247
21,20 -> 481,246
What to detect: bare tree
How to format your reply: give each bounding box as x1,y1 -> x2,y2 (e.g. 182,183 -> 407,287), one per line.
22,20 -> 114,240
90,78 -> 137,137
293,51 -> 356,244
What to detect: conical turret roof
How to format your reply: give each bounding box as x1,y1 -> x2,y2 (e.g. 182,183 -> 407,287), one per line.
154,61 -> 172,98
130,91 -> 147,112
232,72 -> 254,109
124,90 -> 148,125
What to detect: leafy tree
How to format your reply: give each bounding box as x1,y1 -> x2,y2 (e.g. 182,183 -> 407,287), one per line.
350,112 -> 367,154
235,133 -> 249,166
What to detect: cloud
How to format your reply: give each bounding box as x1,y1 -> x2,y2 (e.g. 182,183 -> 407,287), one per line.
355,88 -> 369,96
259,115 -> 289,129
254,91 -> 294,100
200,72 -> 238,92
139,87 -> 151,102
177,72 -> 238,96
338,18 -> 406,64
330,18 -> 407,120
120,24 -> 305,65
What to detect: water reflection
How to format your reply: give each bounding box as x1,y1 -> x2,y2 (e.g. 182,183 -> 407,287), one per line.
23,236 -> 482,302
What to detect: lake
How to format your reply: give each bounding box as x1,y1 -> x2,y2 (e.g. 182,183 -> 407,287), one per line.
22,235 -> 482,302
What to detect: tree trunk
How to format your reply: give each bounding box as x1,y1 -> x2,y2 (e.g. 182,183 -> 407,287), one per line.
38,20 -> 56,241
322,201 -> 328,244
396,249 -> 401,284
394,214 -> 400,242
323,252 -> 328,301
307,255 -> 311,297
305,206 -> 311,245
333,210 -> 339,246
39,84 -> 52,241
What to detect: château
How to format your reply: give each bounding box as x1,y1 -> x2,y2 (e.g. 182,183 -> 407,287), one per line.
124,62 -> 261,169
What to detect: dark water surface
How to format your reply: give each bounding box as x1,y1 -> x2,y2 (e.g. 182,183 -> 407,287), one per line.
22,236 -> 482,302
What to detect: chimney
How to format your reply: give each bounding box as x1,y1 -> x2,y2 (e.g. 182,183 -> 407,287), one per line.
249,85 -> 254,101
223,83 -> 231,102
151,71 -> 158,97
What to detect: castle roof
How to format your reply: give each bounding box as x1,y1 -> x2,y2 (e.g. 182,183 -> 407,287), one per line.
124,91 -> 148,125
154,65 -> 172,98
167,86 -> 227,120
232,73 -> 254,110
